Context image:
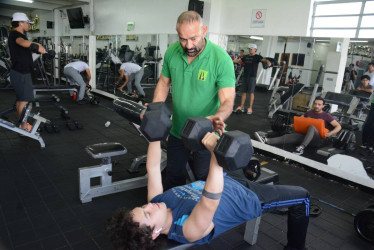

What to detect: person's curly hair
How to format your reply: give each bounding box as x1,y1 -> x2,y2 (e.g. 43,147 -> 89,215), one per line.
106,207 -> 156,250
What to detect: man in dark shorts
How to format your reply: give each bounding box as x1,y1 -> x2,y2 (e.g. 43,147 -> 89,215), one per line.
255,96 -> 342,155
8,12 -> 46,130
233,44 -> 271,114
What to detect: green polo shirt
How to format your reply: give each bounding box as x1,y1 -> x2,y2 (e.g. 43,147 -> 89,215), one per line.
162,38 -> 235,139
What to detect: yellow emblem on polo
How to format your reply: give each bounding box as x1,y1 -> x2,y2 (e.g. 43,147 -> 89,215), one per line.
198,69 -> 208,82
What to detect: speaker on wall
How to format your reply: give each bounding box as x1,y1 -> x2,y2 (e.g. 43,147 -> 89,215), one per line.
188,0 -> 204,17
46,21 -> 54,29
307,42 -> 312,48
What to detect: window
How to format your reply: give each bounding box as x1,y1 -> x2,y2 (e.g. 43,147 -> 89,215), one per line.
310,0 -> 374,38
314,16 -> 359,28
315,2 -> 362,15
291,54 -> 305,67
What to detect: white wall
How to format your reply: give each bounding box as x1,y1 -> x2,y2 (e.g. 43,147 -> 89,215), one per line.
28,10 -> 54,37
219,0 -> 313,37
274,39 -> 314,85
94,0 -> 188,35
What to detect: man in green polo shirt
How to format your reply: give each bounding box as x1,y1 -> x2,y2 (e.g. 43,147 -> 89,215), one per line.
152,11 -> 236,189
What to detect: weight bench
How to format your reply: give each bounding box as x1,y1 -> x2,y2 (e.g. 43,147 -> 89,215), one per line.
323,91 -> 363,127
79,98 -> 167,203
268,83 -> 305,118
348,90 -> 373,118
156,166 -> 279,249
0,103 -> 50,148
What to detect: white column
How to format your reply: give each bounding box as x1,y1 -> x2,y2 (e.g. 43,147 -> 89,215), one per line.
259,36 -> 278,85
322,38 -> 349,93
88,0 -> 96,88
53,9 -> 61,83
158,34 -> 168,79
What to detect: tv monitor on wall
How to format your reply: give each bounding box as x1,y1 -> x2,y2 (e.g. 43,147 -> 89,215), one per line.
66,7 -> 85,29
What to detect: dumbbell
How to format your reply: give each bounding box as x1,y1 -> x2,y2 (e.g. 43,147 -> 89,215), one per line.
51,94 -> 60,103
30,43 -> 55,59
180,117 -> 253,171
140,102 -> 172,142
44,50 -> 56,60
58,106 -> 70,119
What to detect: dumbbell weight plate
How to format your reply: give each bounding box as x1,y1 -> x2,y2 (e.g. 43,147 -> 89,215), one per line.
214,130 -> 253,171
140,109 -> 172,142
180,117 -> 214,151
354,208 -> 374,242
243,157 -> 261,181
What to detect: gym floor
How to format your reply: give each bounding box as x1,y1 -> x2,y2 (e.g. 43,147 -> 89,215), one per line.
0,85 -> 373,250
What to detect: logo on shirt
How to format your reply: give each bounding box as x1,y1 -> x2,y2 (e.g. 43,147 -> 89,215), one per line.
198,69 -> 208,82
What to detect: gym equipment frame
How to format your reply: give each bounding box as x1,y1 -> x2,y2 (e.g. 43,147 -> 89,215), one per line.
0,103 -> 49,148
252,140 -> 374,190
79,141 -> 167,203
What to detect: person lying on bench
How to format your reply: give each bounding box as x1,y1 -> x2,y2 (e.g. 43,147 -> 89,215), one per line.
255,96 -> 342,155
107,132 -> 310,250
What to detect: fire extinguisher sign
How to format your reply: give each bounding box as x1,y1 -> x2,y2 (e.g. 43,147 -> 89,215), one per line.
251,9 -> 266,28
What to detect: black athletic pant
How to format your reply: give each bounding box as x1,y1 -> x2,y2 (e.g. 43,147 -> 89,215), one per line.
362,105 -> 374,147
165,134 -> 211,190
228,171 -> 309,250
268,125 -> 321,148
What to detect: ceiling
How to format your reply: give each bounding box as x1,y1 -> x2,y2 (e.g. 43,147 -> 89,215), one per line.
0,0 -> 89,16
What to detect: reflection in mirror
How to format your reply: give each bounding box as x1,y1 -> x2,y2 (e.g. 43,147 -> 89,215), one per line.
25,35 -> 89,87
95,34 -> 161,93
227,35 -> 374,187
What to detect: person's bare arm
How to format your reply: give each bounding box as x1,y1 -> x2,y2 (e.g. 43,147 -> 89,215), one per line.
16,38 -> 46,54
183,133 -> 223,242
115,70 -> 124,85
261,58 -> 272,67
146,141 -> 163,202
356,86 -> 373,93
326,120 -> 342,137
352,71 -> 357,80
206,87 -> 235,135
233,58 -> 242,64
119,75 -> 130,89
153,74 -> 171,102
85,68 -> 91,85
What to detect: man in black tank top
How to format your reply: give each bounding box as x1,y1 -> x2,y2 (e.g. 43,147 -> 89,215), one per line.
8,13 -> 46,130
233,44 -> 271,114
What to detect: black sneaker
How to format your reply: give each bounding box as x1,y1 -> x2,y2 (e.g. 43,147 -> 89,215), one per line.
254,132 -> 266,144
294,146 -> 304,155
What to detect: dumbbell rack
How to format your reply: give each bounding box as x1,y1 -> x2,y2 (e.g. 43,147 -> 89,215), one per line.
0,103 -> 49,148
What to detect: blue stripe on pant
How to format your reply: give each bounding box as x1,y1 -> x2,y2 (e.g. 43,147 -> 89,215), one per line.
262,198 -> 310,217
227,170 -> 309,250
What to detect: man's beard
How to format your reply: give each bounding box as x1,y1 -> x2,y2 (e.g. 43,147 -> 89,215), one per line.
183,39 -> 205,57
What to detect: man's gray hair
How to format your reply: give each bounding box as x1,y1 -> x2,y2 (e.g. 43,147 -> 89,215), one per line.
176,11 -> 203,30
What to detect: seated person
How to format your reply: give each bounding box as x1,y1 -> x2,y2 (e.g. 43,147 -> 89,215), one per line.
63,61 -> 91,104
356,75 -> 373,107
255,96 -> 342,155
115,62 -> 146,98
107,133 -> 310,250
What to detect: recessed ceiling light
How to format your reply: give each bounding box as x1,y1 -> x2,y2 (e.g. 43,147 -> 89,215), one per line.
15,0 -> 34,3
249,36 -> 263,41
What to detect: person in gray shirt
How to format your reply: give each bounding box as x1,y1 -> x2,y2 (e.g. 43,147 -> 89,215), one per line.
115,62 -> 145,98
